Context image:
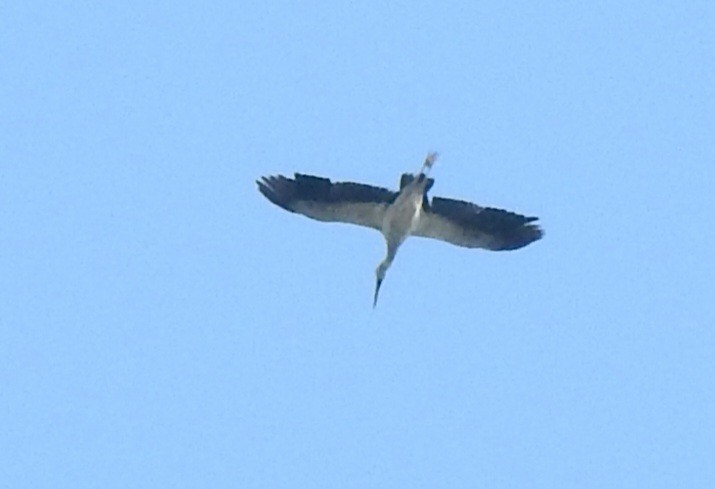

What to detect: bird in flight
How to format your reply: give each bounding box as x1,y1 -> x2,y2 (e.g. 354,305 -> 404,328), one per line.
257,153 -> 543,307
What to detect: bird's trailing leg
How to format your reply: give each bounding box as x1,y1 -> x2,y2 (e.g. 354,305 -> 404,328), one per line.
419,152 -> 439,175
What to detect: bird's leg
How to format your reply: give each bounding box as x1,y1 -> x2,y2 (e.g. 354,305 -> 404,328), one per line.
419,152 -> 439,175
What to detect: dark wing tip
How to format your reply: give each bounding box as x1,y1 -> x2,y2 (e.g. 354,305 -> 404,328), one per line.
256,175 -> 296,213
478,207 -> 543,251
496,221 -> 543,251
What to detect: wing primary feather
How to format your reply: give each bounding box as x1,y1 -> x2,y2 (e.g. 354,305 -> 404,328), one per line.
257,175 -> 296,213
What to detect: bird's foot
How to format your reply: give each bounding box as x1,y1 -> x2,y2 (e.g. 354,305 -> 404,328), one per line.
420,152 -> 439,174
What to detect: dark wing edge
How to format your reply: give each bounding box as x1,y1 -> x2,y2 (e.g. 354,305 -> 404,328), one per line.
256,173 -> 397,230
415,196 -> 543,251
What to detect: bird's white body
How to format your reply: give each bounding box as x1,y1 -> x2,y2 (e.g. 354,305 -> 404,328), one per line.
381,153 -> 437,255
382,181 -> 423,247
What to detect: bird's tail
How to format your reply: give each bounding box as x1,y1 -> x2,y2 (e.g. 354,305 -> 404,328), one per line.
399,173 -> 434,193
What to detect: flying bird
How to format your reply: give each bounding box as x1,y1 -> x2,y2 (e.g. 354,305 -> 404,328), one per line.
257,153 -> 542,307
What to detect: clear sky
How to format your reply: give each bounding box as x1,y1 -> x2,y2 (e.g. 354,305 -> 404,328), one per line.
2,1 -> 714,488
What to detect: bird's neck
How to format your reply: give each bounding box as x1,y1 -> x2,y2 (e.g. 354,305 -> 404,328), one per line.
386,241 -> 399,263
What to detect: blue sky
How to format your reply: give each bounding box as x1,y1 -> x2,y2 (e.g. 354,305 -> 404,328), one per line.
2,1 -> 714,487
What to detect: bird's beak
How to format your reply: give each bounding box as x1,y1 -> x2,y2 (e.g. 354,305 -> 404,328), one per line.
373,278 -> 383,308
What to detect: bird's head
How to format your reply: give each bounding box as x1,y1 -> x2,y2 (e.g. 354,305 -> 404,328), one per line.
373,262 -> 388,308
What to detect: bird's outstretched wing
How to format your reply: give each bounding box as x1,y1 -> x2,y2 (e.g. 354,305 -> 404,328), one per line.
414,196 -> 543,251
257,174 -> 397,231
